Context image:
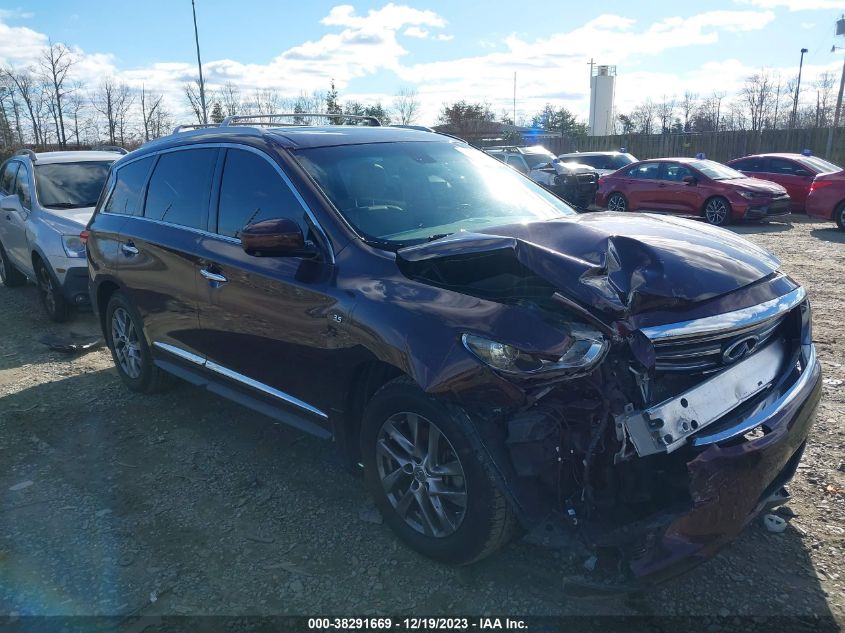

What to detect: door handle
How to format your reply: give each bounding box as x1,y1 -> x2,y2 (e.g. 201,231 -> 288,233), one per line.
121,242 -> 139,256
200,268 -> 228,284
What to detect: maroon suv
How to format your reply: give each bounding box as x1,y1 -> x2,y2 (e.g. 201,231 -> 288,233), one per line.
595,157 -> 790,225
85,119 -> 820,588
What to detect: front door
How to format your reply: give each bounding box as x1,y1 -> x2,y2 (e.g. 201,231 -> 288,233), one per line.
657,162 -> 700,214
192,147 -> 342,429
117,147 -> 218,362
760,157 -> 814,211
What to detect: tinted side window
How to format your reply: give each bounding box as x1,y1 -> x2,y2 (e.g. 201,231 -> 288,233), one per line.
105,156 -> 155,216
216,149 -> 305,238
731,158 -> 763,172
661,163 -> 694,182
627,163 -> 660,179
767,158 -> 799,175
144,149 -> 217,229
15,167 -> 31,210
0,162 -> 19,194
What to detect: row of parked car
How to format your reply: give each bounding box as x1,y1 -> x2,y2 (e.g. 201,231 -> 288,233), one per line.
486,145 -> 845,229
0,116 -> 823,588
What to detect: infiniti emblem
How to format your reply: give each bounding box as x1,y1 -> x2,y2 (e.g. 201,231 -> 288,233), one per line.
722,335 -> 760,365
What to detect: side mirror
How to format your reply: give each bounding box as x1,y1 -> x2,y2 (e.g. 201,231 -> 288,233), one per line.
0,194 -> 22,213
240,217 -> 318,258
682,175 -> 697,186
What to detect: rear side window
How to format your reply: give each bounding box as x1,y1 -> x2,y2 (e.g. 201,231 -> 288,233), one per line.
144,149 -> 217,229
0,162 -> 19,194
216,149 -> 305,239
730,157 -> 763,172
626,163 -> 660,179
104,157 -> 154,216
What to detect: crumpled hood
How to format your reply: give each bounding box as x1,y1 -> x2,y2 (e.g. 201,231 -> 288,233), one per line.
396,212 -> 780,318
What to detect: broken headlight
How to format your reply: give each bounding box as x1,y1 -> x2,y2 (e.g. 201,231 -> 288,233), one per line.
461,330 -> 606,376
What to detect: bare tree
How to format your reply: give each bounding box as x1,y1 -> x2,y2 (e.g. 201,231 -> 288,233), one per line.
40,42 -> 75,148
631,99 -> 657,134
815,71 -> 836,127
680,91 -> 698,132
656,95 -> 676,133
65,88 -> 85,146
3,67 -> 43,145
392,87 -> 420,125
742,71 -> 775,132
184,80 -> 207,124
92,78 -> 133,145
0,73 -> 24,145
140,85 -> 164,141
220,81 -> 241,116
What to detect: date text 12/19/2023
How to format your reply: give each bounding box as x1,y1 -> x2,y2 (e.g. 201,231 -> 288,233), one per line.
307,617 -> 528,630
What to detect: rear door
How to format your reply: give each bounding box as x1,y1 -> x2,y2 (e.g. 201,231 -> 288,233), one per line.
117,147 -> 218,362
761,157 -> 814,211
192,146 -> 338,432
623,162 -> 662,210
0,161 -> 21,262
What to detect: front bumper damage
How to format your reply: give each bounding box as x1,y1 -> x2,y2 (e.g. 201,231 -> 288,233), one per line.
456,287 -> 820,589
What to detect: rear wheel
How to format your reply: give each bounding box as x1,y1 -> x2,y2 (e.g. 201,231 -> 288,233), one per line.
606,193 -> 627,212
105,292 -> 173,393
35,258 -> 71,322
0,242 -> 26,287
703,196 -> 731,226
361,378 -> 518,565
835,201 -> 845,231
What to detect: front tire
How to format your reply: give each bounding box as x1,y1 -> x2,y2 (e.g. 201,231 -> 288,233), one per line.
0,241 -> 27,288
105,292 -> 172,393
703,196 -> 731,226
606,193 -> 627,212
361,377 -> 518,565
834,201 -> 845,231
35,258 -> 71,322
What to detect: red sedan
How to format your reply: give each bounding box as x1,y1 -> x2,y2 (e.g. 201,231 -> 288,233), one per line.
595,158 -> 790,226
727,153 -> 845,230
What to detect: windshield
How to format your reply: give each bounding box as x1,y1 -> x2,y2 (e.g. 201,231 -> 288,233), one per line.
35,161 -> 112,209
800,156 -> 841,173
691,160 -> 745,180
563,154 -> 635,170
521,152 -> 556,169
296,142 -> 575,247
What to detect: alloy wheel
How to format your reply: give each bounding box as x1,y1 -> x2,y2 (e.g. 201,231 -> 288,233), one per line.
37,264 -> 56,315
375,412 -> 468,538
705,198 -> 728,225
111,307 -> 143,379
607,194 -> 626,212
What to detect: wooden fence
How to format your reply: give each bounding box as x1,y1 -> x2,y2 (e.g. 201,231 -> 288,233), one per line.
541,127 -> 845,165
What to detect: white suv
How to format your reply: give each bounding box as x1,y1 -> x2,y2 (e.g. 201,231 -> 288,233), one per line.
0,149 -> 123,321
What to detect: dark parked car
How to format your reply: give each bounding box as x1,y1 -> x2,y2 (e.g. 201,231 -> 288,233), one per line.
86,117 -> 820,587
727,153 -> 845,229
557,150 -> 637,176
595,157 -> 791,225
485,145 -> 598,208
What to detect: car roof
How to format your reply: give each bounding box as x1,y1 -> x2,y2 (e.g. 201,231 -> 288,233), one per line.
730,153 -> 806,160
559,151 -> 625,157
20,151 -> 122,165
131,125 -> 455,158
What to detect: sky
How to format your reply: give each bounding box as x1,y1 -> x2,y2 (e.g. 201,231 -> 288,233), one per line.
1,0 -> 845,125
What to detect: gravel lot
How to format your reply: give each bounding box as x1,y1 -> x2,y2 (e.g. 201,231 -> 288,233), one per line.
1,216 -> 844,623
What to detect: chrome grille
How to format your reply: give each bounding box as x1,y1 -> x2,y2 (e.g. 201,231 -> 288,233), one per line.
652,315 -> 785,373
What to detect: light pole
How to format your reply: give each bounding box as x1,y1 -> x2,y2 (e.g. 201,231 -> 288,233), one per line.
191,0 -> 208,125
833,45 -> 845,128
791,48 -> 808,128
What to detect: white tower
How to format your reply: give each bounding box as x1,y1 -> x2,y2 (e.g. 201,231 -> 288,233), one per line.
589,65 -> 616,136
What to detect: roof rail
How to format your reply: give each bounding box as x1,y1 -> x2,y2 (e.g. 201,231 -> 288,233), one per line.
14,149 -> 37,162
172,123 -> 222,135
93,145 -> 129,155
220,113 -> 381,127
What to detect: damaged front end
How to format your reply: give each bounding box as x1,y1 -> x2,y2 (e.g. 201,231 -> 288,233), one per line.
396,218 -> 822,589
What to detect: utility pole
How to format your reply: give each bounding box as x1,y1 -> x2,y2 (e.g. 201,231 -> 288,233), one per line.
791,48 -> 808,128
513,72 -> 516,125
587,58 -> 595,135
826,25 -> 845,157
192,0 -> 208,125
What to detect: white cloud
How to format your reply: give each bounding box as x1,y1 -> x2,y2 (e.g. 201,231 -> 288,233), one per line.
404,26 -> 429,38
0,8 -> 34,20
435,34 -> 454,41
736,0 -> 845,10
